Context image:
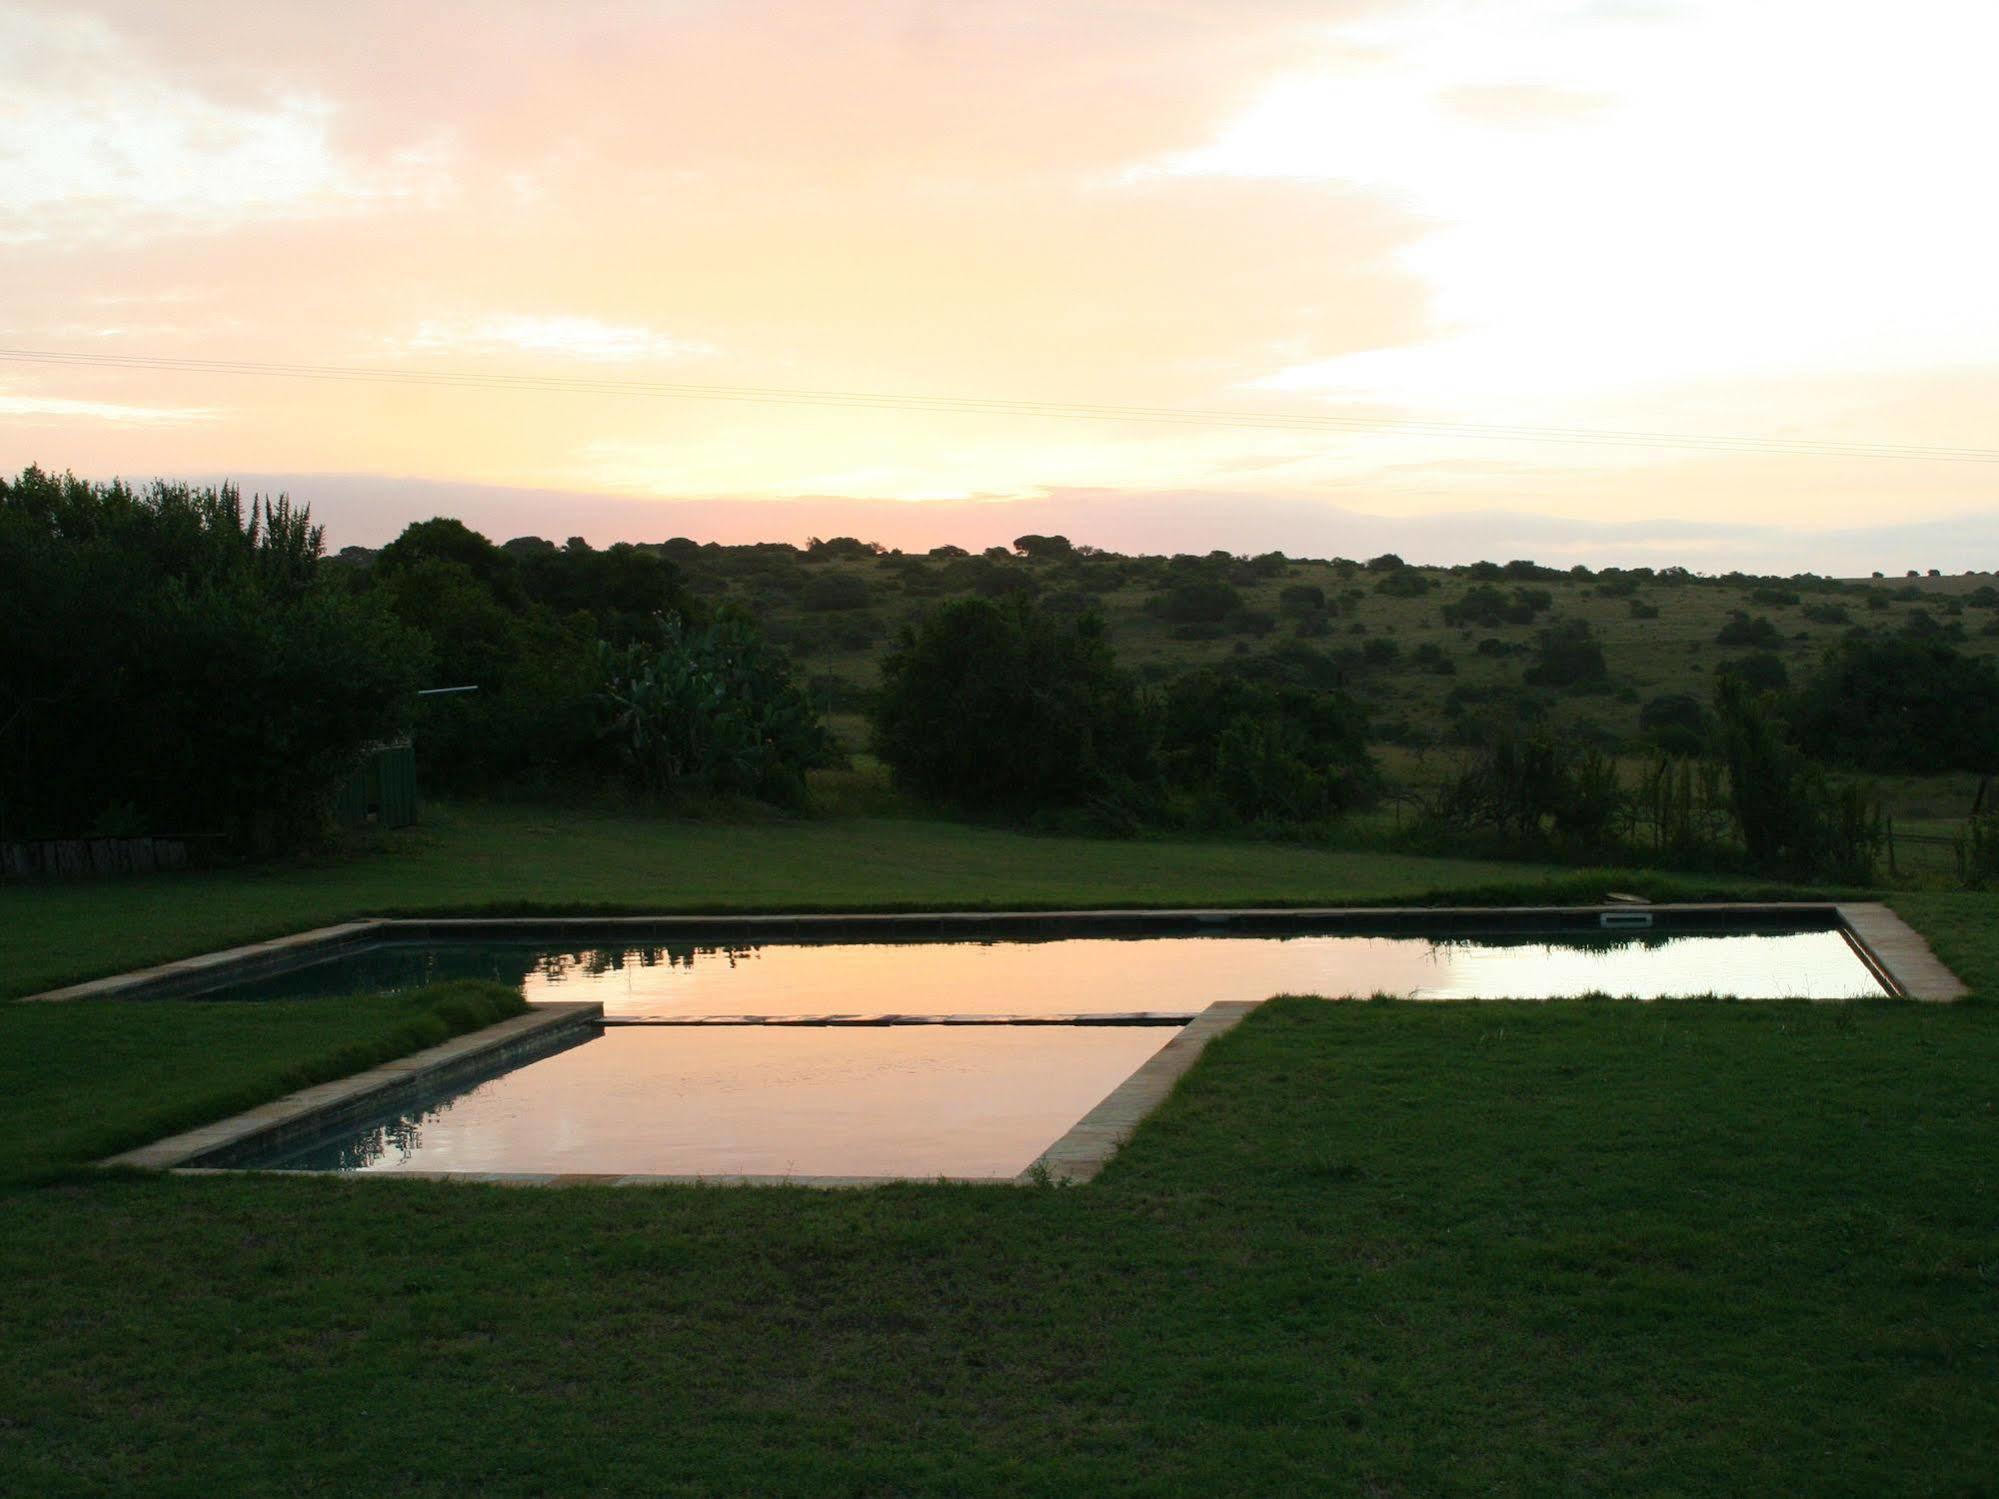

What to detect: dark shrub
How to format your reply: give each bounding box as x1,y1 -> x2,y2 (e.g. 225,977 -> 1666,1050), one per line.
1374,570 -> 1432,597
1158,670 -> 1375,824
871,598 -> 1152,815
799,572 -> 873,612
1792,634 -> 1999,774
1147,579 -> 1243,625
1716,653 -> 1790,694
1640,693 -> 1709,757
1523,619 -> 1608,689
1717,612 -> 1783,648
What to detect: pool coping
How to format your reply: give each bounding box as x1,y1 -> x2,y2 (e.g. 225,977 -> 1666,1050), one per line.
25,900 -> 1970,1004
99,1000 -> 604,1172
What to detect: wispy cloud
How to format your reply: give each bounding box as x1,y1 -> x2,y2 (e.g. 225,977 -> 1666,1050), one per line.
399,316 -> 714,363
0,8 -> 451,244
0,392 -> 215,425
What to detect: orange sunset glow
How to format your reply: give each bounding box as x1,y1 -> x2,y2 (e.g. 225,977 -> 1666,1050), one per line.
2,0 -> 1994,567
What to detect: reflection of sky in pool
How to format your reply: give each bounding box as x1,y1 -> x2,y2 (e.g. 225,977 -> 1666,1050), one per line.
193,929 -> 1886,1016
246,1023 -> 1179,1179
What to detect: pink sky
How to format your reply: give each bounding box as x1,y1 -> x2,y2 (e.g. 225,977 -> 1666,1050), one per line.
3,0 -> 1995,569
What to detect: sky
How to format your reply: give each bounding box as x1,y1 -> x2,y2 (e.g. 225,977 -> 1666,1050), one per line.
1,0 -> 1995,570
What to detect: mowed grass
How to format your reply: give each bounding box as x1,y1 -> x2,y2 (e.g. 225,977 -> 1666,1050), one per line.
0,801 -> 1657,1000
1,820 -> 1993,1493
2,991 -> 1994,1492
0,981 -> 525,1187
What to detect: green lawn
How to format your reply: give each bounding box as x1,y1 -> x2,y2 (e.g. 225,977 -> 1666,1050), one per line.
1,819 -> 1993,1494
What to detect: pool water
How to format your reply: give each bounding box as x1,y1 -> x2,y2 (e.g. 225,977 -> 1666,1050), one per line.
198,924 -> 1888,1180
241,1023 -> 1177,1180
191,928 -> 1889,1015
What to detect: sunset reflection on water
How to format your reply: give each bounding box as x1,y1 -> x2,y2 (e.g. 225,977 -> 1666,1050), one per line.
517,931 -> 1883,1017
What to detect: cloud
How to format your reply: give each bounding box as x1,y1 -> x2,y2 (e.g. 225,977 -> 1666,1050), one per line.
0,7 -> 451,243
397,316 -> 713,363
1439,83 -> 1610,127
0,391 -> 214,424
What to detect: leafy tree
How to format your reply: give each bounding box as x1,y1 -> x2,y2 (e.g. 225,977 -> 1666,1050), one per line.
871,598 -> 1152,815
1792,635 -> 1999,774
597,611 -> 833,807
1639,693 -> 1708,756
1715,676 -> 1882,881
1011,534 -> 1073,559
1158,670 -> 1376,824
0,468 -> 423,849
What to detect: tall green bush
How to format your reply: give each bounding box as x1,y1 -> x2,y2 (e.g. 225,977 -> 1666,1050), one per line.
0,468 -> 424,849
596,611 -> 834,808
871,597 -> 1153,816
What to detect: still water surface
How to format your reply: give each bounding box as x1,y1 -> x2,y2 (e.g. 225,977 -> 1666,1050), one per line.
251,1024 -> 1176,1179
202,929 -> 1886,1015
222,927 -> 1885,1180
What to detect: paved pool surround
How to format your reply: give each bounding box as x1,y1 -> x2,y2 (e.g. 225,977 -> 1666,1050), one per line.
68,902 -> 1965,1188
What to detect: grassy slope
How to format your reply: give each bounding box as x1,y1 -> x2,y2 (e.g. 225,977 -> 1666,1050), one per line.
730,552 -> 1999,758
0,801 -> 1698,1000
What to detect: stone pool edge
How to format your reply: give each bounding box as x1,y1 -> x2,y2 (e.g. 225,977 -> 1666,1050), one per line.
98,1000 -> 604,1172
1023,999 -> 1261,1185
26,900 -> 1969,1004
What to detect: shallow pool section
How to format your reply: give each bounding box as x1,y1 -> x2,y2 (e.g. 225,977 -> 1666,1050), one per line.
232,1022 -> 1179,1180
184,928 -> 1889,1014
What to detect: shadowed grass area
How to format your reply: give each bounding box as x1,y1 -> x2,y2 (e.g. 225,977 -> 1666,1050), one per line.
0,981 -> 524,1187
0,801 -> 1805,1002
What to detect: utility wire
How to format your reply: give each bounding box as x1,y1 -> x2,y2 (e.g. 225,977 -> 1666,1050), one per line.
2,345 -> 1994,465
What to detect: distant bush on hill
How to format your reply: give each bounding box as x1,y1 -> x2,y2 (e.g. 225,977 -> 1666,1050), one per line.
1442,586 -> 1552,628
1523,619 -> 1608,689
1716,653 -> 1790,694
799,572 -> 872,612
1716,612 -> 1783,648
1374,570 -> 1432,597
1147,579 -> 1242,625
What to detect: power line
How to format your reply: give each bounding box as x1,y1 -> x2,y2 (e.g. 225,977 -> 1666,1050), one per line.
2,345 -> 1995,465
